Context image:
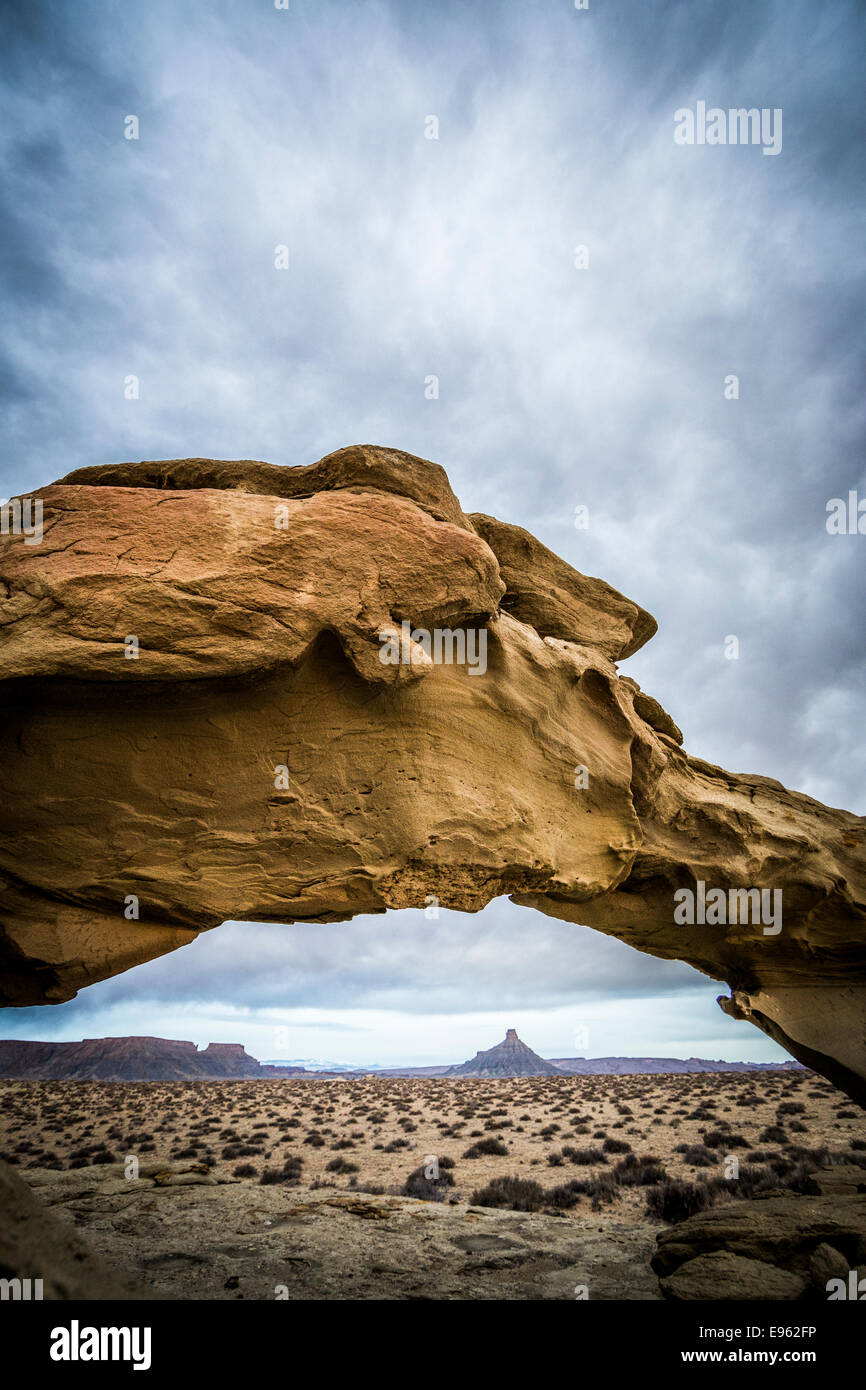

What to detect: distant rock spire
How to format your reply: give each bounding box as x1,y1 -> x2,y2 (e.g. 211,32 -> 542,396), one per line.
447,1028 -> 561,1077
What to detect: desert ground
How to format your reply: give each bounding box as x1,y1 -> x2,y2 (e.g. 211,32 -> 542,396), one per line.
2,1070 -> 865,1300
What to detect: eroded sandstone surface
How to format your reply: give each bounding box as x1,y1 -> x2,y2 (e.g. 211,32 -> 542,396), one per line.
653,1193 -> 866,1300
1,446 -> 864,1101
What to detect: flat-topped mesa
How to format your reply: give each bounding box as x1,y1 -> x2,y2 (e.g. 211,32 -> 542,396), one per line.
1,446 -> 864,1104
0,1036 -> 263,1080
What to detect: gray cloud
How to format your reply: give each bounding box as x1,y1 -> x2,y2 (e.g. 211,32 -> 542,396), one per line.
29,903 -> 703,1015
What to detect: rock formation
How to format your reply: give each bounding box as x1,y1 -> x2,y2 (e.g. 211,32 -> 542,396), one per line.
1,446 -> 864,1102
447,1028 -> 561,1077
653,1193 -> 866,1300
547,1056 -> 803,1076
0,1159 -> 146,1299
0,1036 -> 302,1081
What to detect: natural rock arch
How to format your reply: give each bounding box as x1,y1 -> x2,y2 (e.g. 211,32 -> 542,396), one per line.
1,446 -> 864,1103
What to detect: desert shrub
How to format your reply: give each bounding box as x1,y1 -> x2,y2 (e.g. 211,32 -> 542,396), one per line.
646,1180 -> 714,1224
462,1137 -> 508,1158
759,1125 -> 787,1144
708,1160 -> 819,1201
555,1172 -> 619,1208
681,1145 -> 716,1168
777,1102 -> 805,1116
614,1154 -> 667,1187
470,1176 -> 546,1212
233,1163 -> 257,1177
546,1181 -> 582,1210
602,1138 -> 631,1155
819,1147 -> 865,1166
259,1155 -> 303,1185
703,1130 -> 750,1150
402,1164 -> 455,1200
561,1145 -> 607,1166
326,1156 -> 359,1174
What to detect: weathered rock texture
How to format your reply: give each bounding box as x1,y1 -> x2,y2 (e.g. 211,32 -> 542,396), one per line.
1,447 -> 864,1101
653,1193 -> 866,1300
0,1156 -> 147,1299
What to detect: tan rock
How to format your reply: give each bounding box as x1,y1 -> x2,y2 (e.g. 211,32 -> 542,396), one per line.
468,513 -> 656,660
0,1158 -> 146,1299
808,1241 -> 851,1289
660,1250 -> 807,1301
652,1194 -> 866,1277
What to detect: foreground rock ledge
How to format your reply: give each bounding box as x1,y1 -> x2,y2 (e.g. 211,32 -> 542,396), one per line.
653,1193 -> 866,1300
1,447 -> 864,1102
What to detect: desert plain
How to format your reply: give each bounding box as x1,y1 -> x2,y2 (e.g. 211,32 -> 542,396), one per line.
2,1069 -> 865,1300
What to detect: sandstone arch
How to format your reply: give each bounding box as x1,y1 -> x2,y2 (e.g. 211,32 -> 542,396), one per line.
1,446 -> 864,1103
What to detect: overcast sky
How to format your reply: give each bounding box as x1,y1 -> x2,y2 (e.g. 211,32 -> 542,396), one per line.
2,0 -> 864,1064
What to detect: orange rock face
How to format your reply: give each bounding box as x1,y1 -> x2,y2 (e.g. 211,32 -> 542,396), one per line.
1,446 -> 864,1103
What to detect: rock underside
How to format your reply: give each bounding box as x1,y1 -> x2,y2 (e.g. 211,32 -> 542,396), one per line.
0,446 -> 864,1103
